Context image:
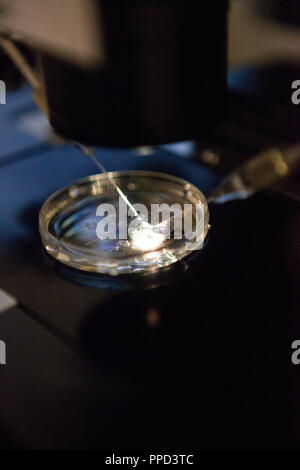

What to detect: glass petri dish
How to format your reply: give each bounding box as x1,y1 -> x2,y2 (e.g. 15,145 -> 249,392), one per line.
39,171 -> 209,275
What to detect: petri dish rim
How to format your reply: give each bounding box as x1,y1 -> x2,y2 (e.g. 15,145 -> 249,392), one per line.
39,170 -> 209,276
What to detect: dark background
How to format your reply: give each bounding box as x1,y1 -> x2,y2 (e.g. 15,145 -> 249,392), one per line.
0,0 -> 300,450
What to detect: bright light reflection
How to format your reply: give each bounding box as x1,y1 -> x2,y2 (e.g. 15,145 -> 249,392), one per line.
130,222 -> 166,252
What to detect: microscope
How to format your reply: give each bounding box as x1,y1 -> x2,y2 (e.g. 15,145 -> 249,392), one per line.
0,1 -> 295,208
0,0 -> 228,146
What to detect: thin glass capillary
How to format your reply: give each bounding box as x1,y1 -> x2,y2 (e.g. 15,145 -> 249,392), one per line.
72,142 -> 140,218
72,143 -> 196,252
73,142 -> 168,251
